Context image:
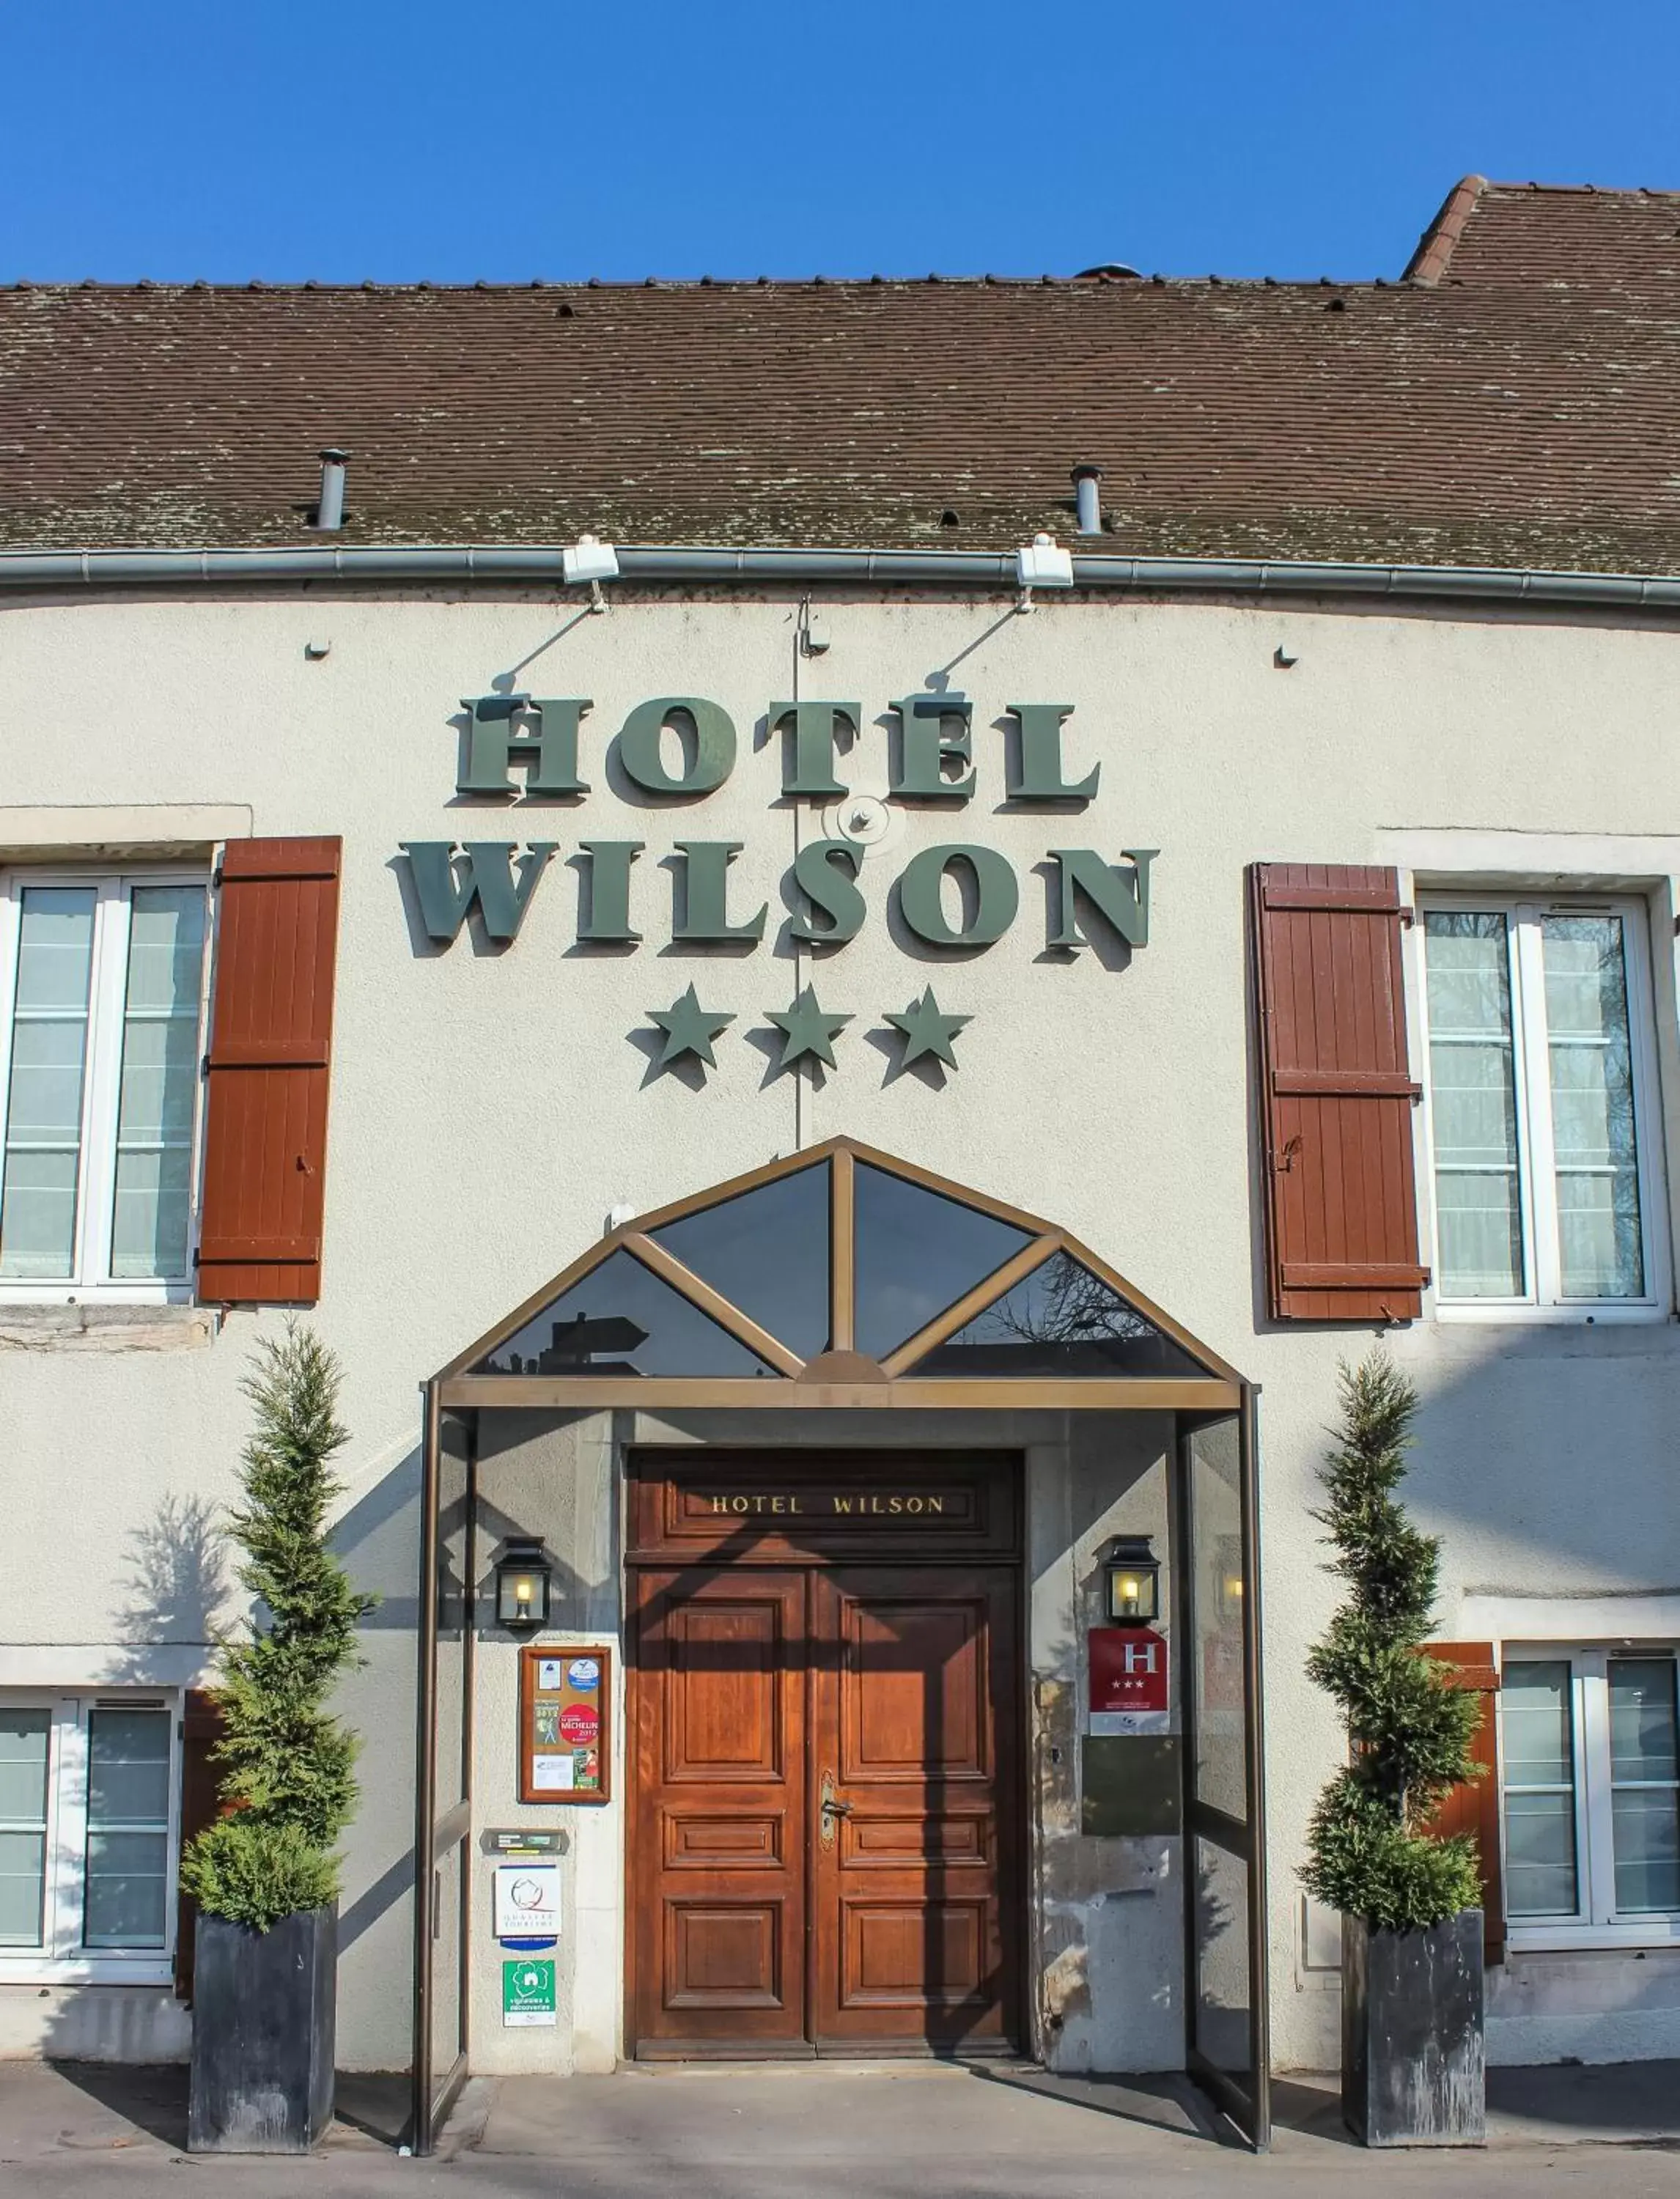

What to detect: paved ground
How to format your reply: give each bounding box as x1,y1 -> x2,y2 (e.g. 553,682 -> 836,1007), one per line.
0,2059 -> 1677,2196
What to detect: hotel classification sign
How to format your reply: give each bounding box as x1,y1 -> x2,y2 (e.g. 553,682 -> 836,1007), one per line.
395,690 -> 1154,959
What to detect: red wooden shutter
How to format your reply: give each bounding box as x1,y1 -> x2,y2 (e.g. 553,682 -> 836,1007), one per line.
1423,1641 -> 1505,1965
174,1688 -> 226,2001
1249,863 -> 1429,1320
196,837 -> 342,1305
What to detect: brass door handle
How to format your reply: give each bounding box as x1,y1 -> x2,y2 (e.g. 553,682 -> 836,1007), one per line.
819,1769 -> 850,1848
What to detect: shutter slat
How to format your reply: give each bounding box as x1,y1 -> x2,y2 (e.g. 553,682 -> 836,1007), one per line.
196,836 -> 341,1305
1250,861 -> 1428,1321
1423,1642 -> 1505,1965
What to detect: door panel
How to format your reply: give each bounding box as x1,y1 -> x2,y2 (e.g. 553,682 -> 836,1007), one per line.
630,1569 -> 809,2051
811,1567 -> 1019,2050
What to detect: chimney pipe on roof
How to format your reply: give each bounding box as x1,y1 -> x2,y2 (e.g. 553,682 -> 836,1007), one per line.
1072,463 -> 1103,537
315,448 -> 349,532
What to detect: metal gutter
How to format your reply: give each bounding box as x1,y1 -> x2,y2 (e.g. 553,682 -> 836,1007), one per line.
2,542 -> 1679,611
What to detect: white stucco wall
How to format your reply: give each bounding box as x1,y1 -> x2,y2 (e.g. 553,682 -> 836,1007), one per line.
1,584 -> 1679,2073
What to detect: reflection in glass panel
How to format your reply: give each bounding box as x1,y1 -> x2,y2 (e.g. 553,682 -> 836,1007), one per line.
651,1162 -> 830,1362
474,1247 -> 779,1378
1,889 -> 97,1278
0,1709 -> 49,1947
84,1708 -> 169,1949
1543,917 -> 1644,1300
1193,1836 -> 1252,2079
909,1250 -> 1206,1379
1188,1420 -> 1247,1820
111,886 -> 207,1279
853,1163 -> 1034,1362
1502,1662 -> 1579,1917
1423,912 -> 1524,1297
1610,1660 -> 1680,1915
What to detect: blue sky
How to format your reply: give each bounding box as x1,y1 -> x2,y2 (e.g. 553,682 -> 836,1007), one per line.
7,1 -> 1678,284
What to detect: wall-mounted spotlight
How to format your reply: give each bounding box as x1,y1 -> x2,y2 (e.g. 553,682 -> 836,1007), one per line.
1014,531 -> 1075,612
562,532 -> 620,613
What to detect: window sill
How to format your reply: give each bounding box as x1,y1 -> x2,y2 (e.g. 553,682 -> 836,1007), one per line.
0,1959 -> 174,1988
1507,1925 -> 1680,1954
0,1303 -> 220,1353
1432,1303 -> 1670,1326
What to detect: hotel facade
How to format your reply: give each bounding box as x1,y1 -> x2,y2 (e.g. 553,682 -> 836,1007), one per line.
2,177 -> 1679,2148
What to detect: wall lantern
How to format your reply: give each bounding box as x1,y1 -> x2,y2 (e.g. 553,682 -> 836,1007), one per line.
495,1541 -> 552,1630
1104,1535 -> 1160,1624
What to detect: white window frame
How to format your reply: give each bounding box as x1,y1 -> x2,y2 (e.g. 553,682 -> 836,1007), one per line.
1414,891 -> 1670,1322
1500,1645 -> 1680,1953
0,1691 -> 182,1987
0,868 -> 211,1304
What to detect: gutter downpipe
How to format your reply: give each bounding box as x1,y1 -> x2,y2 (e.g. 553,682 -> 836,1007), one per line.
1,543 -> 1679,611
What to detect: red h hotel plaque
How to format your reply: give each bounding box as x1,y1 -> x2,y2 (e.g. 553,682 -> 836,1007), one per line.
1089,1626 -> 1169,1714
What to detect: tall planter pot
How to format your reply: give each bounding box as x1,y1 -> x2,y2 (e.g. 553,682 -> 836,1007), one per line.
188,1904 -> 336,2154
1342,1909 -> 1484,2147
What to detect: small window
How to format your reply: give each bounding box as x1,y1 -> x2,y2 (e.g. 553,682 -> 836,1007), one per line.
1501,1649 -> 1680,1950
1418,898 -> 1666,1314
0,1695 -> 179,1982
0,874 -> 209,1300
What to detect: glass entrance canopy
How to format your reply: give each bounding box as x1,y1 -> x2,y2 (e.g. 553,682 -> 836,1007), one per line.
438,1138 -> 1240,1411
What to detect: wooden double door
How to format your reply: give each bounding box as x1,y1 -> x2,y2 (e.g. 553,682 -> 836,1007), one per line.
627,1454 -> 1021,2058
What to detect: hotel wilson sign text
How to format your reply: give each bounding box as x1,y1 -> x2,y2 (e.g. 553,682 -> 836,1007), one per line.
397,692 -> 1154,956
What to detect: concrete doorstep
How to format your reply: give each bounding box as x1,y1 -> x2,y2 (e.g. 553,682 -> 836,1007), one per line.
0,2058 -> 1674,2198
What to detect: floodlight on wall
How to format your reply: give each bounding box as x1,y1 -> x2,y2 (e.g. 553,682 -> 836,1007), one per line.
1014,531 -> 1075,611
562,532 -> 620,612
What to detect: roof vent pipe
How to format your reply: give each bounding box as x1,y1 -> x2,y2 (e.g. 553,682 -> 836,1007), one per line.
315,448 -> 349,531
1072,463 -> 1103,537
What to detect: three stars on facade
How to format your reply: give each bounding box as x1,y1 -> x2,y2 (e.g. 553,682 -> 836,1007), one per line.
643,983 -> 968,1079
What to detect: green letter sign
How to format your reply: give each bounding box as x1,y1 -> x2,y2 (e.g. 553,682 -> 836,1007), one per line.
769,701 -> 858,798
401,841 -> 556,943
457,696 -> 590,797
897,844 -> 1018,947
618,697 -> 737,796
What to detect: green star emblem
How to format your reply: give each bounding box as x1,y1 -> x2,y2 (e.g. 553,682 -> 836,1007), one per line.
646,984 -> 734,1070
885,987 -> 970,1069
766,984 -> 852,1071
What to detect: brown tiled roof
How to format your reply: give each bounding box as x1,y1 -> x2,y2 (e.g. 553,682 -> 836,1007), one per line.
1407,178 -> 1680,290
4,185 -> 1680,572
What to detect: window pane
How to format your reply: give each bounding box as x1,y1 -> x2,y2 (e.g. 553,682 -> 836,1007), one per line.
649,1161 -> 830,1361
854,1163 -> 1034,1362
1610,1660 -> 1679,1783
1503,1661 -> 1580,1917
1504,1660 -> 1574,1783
906,1249 -> 1208,1378
1423,912 -> 1523,1297
474,1245 -> 780,1378
84,1709 -> 170,1950
1611,1790 -> 1680,1915
1506,1791 -> 1580,1916
1610,1659 -> 1680,1914
84,1830 -> 168,1949
110,888 -> 205,1280
0,1710 -> 49,1948
1,890 -> 95,1278
1542,916 -> 1644,1300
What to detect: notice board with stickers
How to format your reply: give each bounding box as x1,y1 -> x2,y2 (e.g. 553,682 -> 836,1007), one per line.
519,1645 -> 611,1804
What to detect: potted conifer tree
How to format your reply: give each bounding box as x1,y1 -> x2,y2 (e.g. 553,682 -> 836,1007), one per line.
181,1325 -> 375,2154
1302,1354 -> 1486,2148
